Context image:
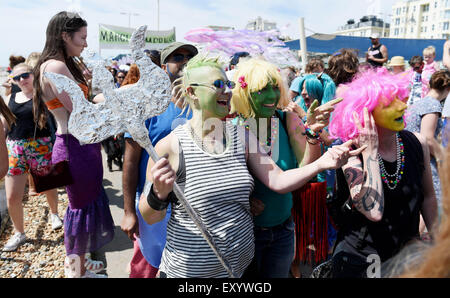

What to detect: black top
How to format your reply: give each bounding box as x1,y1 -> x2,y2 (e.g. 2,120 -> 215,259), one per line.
7,92 -> 51,140
11,84 -> 21,94
368,43 -> 385,67
334,130 -> 424,262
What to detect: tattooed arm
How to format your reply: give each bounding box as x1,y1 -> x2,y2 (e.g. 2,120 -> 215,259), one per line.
342,108 -> 384,221
342,154 -> 384,221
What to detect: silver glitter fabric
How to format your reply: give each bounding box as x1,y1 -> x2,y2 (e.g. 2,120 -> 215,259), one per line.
45,25 -> 171,150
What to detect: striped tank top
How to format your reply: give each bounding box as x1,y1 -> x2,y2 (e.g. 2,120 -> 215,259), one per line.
160,122 -> 255,278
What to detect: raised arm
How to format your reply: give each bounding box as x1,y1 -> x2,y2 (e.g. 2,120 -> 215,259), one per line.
342,108 -> 384,222
286,98 -> 342,166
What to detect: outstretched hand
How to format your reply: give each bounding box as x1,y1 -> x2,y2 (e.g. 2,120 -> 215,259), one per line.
318,139 -> 367,170
306,98 -> 343,132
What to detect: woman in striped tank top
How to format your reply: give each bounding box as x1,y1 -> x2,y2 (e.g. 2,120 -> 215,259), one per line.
139,55 -> 365,278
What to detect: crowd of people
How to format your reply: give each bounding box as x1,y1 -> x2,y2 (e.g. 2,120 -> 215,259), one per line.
0,11 -> 449,279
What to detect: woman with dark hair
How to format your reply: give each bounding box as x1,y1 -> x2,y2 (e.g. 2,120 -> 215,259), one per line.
326,49 -> 359,94
33,11 -> 114,278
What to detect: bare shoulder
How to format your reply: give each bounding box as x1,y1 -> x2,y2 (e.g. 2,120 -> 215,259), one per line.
155,131 -> 178,154
41,59 -> 73,77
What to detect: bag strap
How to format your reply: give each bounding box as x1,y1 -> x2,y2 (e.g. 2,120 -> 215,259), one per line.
274,110 -> 288,134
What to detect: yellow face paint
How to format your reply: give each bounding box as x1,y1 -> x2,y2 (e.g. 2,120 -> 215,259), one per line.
372,97 -> 407,132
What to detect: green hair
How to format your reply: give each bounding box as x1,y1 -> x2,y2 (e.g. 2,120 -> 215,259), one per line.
179,54 -> 225,112
184,54 -> 223,73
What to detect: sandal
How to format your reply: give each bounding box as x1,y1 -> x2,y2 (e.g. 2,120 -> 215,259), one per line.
85,256 -> 105,273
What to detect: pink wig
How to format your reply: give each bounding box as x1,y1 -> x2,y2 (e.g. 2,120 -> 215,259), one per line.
329,68 -> 410,142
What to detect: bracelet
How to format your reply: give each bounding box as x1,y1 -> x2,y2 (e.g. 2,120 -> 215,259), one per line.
303,124 -> 322,140
146,183 -> 171,211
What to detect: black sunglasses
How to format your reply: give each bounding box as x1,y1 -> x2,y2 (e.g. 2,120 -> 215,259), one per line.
117,75 -> 125,79
170,53 -> 194,63
12,72 -> 31,82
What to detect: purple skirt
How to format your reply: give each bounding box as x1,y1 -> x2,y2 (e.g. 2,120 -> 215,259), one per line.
53,133 -> 114,255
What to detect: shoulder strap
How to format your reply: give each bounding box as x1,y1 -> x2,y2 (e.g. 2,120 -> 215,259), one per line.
274,110 -> 288,134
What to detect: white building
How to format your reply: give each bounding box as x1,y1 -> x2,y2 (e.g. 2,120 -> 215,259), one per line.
390,0 -> 450,39
246,16 -> 277,32
334,15 -> 390,38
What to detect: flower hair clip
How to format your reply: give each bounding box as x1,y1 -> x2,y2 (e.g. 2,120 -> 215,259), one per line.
238,76 -> 247,89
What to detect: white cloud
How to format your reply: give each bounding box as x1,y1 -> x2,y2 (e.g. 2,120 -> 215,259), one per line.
0,0 -> 399,66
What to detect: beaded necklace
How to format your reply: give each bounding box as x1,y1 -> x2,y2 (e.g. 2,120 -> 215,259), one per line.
377,133 -> 405,190
242,116 -> 278,155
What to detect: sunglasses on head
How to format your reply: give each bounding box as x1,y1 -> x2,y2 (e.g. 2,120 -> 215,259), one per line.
12,72 -> 31,82
170,53 -> 194,63
191,79 -> 236,90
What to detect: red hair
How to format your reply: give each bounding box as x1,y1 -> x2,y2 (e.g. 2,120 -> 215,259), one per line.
122,64 -> 140,86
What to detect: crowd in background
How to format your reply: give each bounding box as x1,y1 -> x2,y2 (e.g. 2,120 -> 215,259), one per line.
0,11 -> 449,279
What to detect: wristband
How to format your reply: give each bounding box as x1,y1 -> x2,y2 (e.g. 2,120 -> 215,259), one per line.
147,183 -> 171,211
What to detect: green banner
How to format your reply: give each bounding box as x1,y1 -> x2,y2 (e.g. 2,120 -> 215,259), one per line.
99,24 -> 176,50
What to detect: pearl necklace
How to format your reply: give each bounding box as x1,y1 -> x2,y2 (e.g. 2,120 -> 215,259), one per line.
377,133 -> 405,190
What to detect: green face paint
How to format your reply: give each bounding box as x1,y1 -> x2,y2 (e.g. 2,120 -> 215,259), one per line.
249,83 -> 281,118
188,66 -> 232,119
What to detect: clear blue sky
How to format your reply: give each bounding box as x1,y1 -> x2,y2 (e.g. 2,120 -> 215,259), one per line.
0,0 -> 398,66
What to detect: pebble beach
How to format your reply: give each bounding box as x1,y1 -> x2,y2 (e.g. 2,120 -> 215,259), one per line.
0,186 -> 69,278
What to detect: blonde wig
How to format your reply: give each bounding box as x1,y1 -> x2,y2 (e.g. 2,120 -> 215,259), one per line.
231,58 -> 289,118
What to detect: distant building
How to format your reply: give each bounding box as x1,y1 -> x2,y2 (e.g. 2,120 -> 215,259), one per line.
246,16 -> 277,31
334,15 -> 390,38
390,0 -> 450,39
